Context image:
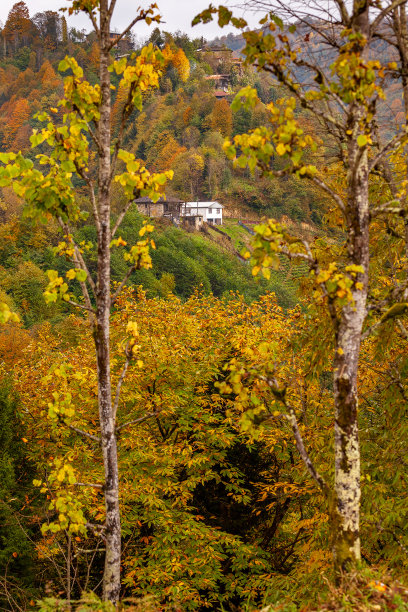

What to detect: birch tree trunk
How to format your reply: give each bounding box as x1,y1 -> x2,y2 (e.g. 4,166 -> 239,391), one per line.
206,0 -> 408,578
95,1 -> 121,601
330,1 -> 370,572
332,129 -> 368,571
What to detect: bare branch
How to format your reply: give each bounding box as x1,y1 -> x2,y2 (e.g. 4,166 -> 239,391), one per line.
260,64 -> 345,132
116,413 -> 156,433
111,200 -> 134,237
310,175 -> 346,213
108,0 -> 118,21
334,0 -> 350,25
66,299 -> 96,314
371,201 -> 406,217
371,0 -> 407,34
284,408 -> 329,495
110,78 -> 145,179
280,244 -> 315,264
75,246 -> 97,295
74,482 -> 103,489
57,218 -> 97,307
369,131 -> 408,172
113,352 -> 131,422
258,375 -> 329,495
62,421 -> 101,443
85,523 -> 106,541
107,9 -> 162,51
293,56 -> 348,114
111,264 -> 137,306
87,180 -> 101,234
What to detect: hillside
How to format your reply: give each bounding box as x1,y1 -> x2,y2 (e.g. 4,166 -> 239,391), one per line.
0,9 -> 328,226
1,2 -> 408,611
212,20 -> 405,130
0,7 -> 325,318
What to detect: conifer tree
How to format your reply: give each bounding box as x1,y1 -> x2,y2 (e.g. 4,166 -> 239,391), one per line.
3,1 -> 31,54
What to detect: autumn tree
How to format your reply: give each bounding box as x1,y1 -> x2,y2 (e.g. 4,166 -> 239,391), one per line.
38,59 -> 60,92
195,0 -> 408,575
154,133 -> 186,172
88,40 -> 100,70
12,290 -> 294,608
61,15 -> 68,46
2,98 -> 30,150
172,46 -> 191,82
211,97 -> 233,136
32,10 -> 61,50
171,149 -> 205,198
32,10 -> 61,41
0,0 -> 173,604
3,1 -> 32,54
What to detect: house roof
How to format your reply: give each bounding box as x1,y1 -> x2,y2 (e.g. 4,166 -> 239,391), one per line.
214,90 -> 230,98
199,46 -> 233,53
205,74 -> 230,80
184,201 -> 224,209
135,196 -> 183,204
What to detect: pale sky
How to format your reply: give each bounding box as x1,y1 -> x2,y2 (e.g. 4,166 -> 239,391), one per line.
0,0 -> 259,42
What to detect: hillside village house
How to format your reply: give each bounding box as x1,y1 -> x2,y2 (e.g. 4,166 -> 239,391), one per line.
205,74 -> 230,89
134,197 -> 224,226
134,196 -> 183,223
183,202 -> 224,225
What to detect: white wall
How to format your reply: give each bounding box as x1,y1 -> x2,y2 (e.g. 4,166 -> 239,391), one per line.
183,203 -> 223,224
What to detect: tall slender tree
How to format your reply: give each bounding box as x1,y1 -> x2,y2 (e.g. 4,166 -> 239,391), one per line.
3,1 -> 31,53
0,0 -> 172,603
195,0 -> 408,573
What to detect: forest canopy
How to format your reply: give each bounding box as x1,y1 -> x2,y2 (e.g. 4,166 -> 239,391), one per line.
0,1 -> 408,611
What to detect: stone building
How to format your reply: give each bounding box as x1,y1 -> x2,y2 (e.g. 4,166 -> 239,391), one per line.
134,196 -> 184,223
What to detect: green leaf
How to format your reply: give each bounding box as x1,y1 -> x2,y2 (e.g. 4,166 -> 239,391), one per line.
270,14 -> 284,30
218,6 -> 232,27
231,17 -> 247,28
0,152 -> 14,163
47,270 -> 59,281
58,59 -> 69,72
61,160 -> 76,173
357,134 -> 368,147
191,7 -> 216,26
75,270 -> 87,283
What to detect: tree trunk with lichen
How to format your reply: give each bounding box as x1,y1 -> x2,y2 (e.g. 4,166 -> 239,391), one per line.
332,138 -> 368,572
331,2 -> 370,572
95,0 -> 121,602
238,0 -> 408,578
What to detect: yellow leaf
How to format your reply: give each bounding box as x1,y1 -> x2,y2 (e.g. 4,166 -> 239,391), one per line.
276,142 -> 286,156
66,269 -> 77,280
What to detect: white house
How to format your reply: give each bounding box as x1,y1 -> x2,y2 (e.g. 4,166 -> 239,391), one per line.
182,201 -> 224,225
